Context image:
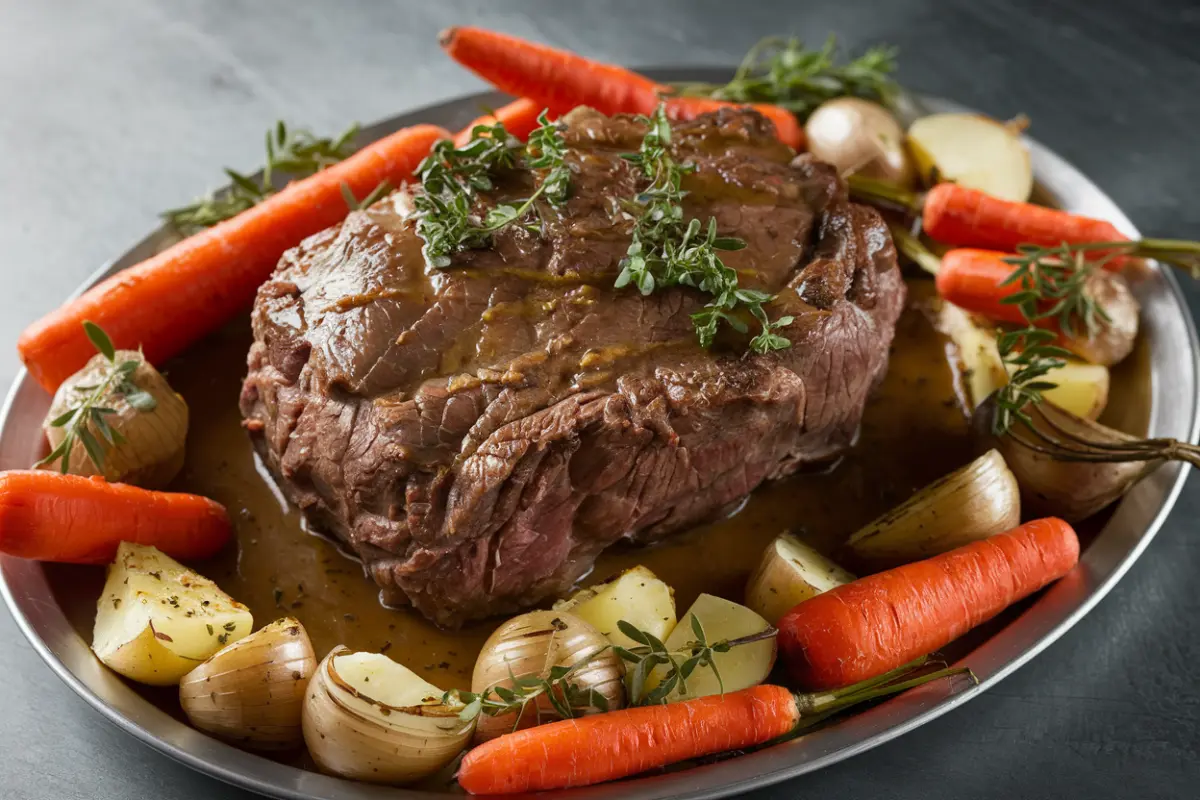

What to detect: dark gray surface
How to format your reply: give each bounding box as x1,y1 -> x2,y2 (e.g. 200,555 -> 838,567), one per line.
1,1 -> 1197,798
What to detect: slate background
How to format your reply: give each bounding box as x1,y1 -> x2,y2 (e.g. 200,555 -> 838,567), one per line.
0,1 -> 1197,798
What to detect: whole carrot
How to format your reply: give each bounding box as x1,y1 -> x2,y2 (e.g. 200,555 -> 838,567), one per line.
935,248 -> 1030,325
18,124 -> 449,393
0,470 -> 231,564
441,26 -> 659,118
440,26 -> 803,149
779,518 -> 1079,691
457,662 -> 970,794
454,98 -> 547,146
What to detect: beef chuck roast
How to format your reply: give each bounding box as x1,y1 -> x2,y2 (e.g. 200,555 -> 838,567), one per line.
240,108 -> 905,627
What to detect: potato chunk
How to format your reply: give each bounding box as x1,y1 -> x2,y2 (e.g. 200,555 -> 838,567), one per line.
908,112 -> 1033,202
554,566 -> 676,648
647,594 -> 775,702
92,542 -> 252,685
745,534 -> 854,624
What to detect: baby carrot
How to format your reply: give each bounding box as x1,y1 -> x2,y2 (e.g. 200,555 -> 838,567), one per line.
457,662 -> 970,794
18,123 -> 449,393
922,183 -> 1130,266
779,518 -> 1079,691
440,26 -> 802,148
0,470 -> 231,564
454,98 -> 547,146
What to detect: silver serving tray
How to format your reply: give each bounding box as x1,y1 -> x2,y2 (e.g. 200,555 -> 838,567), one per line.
2,72 -> 1197,799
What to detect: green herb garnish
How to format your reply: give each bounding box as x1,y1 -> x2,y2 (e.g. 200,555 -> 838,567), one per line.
411,112 -> 568,269
671,35 -> 899,119
37,322 -> 157,474
615,105 -> 792,353
162,121 -> 362,234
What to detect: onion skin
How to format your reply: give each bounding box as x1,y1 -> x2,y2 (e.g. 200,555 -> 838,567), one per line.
1064,271 -> 1139,367
971,397 -> 1157,522
471,610 -> 625,743
805,98 -> 914,185
44,350 -> 188,488
303,646 -> 472,785
179,618 -> 315,751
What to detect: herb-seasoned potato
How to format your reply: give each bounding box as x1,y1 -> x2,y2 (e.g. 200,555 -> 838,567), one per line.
647,594 -> 775,702
92,542 -> 252,686
554,566 -> 676,648
745,534 -> 854,624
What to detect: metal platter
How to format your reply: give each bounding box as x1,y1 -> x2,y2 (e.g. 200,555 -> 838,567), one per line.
2,71 -> 1197,799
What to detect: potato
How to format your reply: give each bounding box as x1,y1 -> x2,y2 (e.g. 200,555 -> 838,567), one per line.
554,566 -> 675,648
92,542 -> 253,686
647,594 -> 775,702
908,112 -> 1033,202
744,534 -> 854,624
938,300 -> 1110,419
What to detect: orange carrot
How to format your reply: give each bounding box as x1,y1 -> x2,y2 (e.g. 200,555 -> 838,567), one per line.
923,183 -> 1130,267
0,470 -> 231,564
454,98 -> 549,147
440,26 -> 802,148
779,518 -> 1079,691
935,248 -> 1030,325
457,663 -> 969,794
18,124 -> 449,393
440,26 -> 659,118
664,96 -> 805,150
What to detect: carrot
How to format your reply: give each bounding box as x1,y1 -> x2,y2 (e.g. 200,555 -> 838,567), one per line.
440,26 -> 802,148
923,183 -> 1130,268
457,662 -> 970,794
935,248 -> 1030,325
454,98 -> 549,147
779,518 -> 1079,691
664,96 -> 805,150
17,124 -> 449,394
440,26 -> 659,118
0,470 -> 231,564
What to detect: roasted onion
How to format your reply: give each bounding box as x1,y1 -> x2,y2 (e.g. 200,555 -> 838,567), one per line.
971,397 -> 1160,522
179,618 -> 315,751
845,449 -> 1021,568
471,610 -> 624,743
804,98 -> 914,184
302,646 -> 473,785
1063,270 -> 1140,367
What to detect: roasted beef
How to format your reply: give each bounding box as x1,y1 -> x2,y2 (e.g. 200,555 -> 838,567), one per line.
240,108 -> 905,627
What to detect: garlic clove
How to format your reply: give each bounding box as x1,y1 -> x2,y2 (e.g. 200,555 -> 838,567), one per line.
179,618 -> 315,751
845,449 -> 1021,568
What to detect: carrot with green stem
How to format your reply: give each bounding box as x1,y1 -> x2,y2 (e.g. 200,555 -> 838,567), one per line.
850,177 -> 1200,276
0,470 -> 231,564
439,26 -> 804,149
457,659 -> 973,794
18,124 -> 449,393
453,98 -> 547,147
779,518 -> 1079,691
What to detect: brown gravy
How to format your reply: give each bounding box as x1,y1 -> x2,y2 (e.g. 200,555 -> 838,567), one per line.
44,277 -> 1150,712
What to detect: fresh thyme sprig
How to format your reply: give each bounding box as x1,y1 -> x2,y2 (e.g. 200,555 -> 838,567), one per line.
162,122 -> 362,234
615,106 -> 792,353
614,617 -> 778,706
670,35 -> 899,119
445,655 -> 612,727
411,113 -> 568,269
991,243 -> 1111,434
443,616 -> 777,726
36,322 -> 157,474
